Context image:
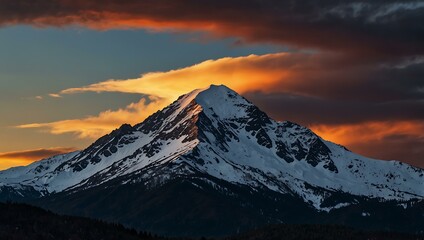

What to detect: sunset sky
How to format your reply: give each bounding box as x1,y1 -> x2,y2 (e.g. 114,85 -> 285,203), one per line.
0,1 -> 423,169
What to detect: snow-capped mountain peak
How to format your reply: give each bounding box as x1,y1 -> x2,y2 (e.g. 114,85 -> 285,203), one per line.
0,85 -> 423,212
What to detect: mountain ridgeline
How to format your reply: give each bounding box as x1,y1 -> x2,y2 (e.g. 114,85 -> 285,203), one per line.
0,85 -> 423,237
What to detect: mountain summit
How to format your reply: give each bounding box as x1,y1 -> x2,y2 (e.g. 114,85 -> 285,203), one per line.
1,85 -> 423,236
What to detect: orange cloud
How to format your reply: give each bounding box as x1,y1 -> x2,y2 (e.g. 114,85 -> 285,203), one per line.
311,121 -> 424,146
48,93 -> 62,98
0,147 -> 77,170
59,53 -> 292,99
311,121 -> 424,167
18,97 -> 167,139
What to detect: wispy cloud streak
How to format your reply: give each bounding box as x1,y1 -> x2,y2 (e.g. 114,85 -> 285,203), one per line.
0,147 -> 77,170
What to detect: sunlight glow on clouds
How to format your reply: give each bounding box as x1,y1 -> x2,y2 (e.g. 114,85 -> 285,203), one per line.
311,121 -> 424,148
311,121 -> 424,166
58,53 -> 291,99
2,0 -> 424,58
18,97 -> 167,139
0,147 -> 77,170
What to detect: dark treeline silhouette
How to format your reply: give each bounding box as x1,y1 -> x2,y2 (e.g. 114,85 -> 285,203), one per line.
0,202 -> 189,240
224,224 -> 424,240
0,202 -> 422,240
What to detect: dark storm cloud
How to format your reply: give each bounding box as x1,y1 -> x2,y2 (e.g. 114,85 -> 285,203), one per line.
240,53 -> 424,137
286,60 -> 424,102
1,0 -> 424,58
244,92 -> 424,126
245,53 -> 424,102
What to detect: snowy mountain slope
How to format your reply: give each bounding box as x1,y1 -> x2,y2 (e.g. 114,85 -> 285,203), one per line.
0,85 -> 423,211
0,88 -> 204,196
0,151 -> 79,199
